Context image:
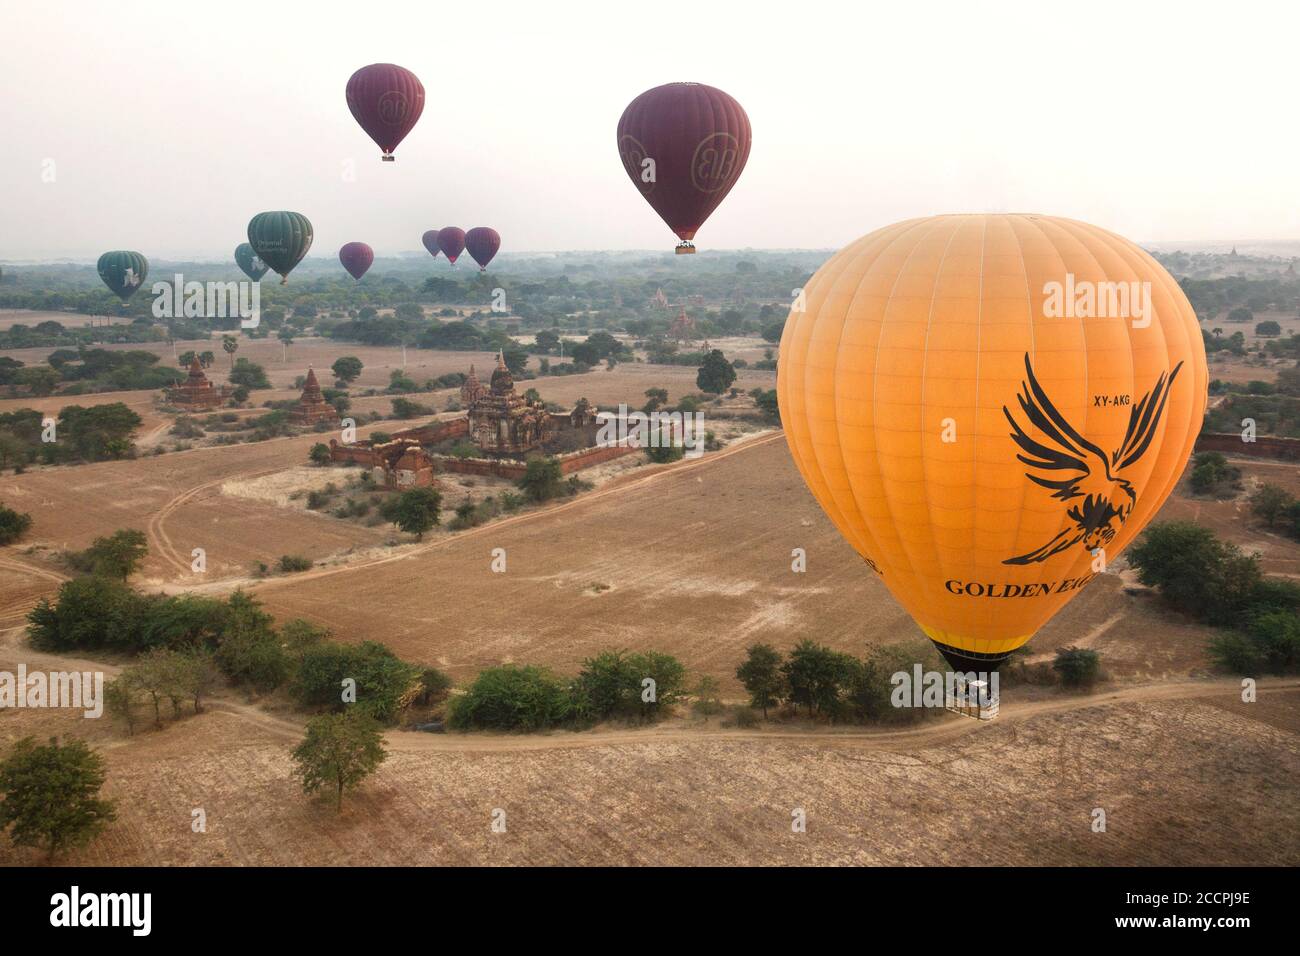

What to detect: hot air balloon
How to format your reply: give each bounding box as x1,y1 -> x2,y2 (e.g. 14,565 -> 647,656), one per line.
235,243 -> 269,282
97,251 -> 149,301
247,211 -> 313,285
422,230 -> 441,260
777,214 -> 1208,673
346,63 -> 425,162
339,242 -> 374,280
616,82 -> 751,254
465,227 -> 500,272
437,227 -> 466,265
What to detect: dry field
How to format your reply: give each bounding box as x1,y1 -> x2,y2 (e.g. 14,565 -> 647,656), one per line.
0,657 -> 1294,866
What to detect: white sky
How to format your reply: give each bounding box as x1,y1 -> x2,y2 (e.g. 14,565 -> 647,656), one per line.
1,0 -> 1296,260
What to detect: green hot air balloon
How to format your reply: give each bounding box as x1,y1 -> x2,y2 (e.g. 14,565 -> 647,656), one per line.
97,251 -> 149,302
247,211 -> 313,284
235,242 -> 269,282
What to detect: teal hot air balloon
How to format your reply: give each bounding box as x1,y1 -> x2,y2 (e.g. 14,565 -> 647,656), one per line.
235,242 -> 269,282
246,211 -> 313,284
97,251 -> 149,301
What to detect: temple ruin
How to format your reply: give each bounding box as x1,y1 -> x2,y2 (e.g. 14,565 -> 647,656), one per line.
166,357 -> 231,411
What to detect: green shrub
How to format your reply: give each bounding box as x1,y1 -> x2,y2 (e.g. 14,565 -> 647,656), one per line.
278,554 -> 313,573
1053,647 -> 1102,689
0,503 -> 32,545
291,641 -> 422,724
446,665 -> 573,731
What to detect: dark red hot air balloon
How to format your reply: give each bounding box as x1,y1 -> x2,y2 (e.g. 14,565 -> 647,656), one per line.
465,227 -> 501,272
346,63 -> 425,162
339,242 -> 374,280
422,229 -> 441,259
437,227 -> 466,264
616,82 -> 751,254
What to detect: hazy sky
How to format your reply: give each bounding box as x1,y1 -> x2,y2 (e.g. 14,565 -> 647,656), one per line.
2,0 -> 1297,260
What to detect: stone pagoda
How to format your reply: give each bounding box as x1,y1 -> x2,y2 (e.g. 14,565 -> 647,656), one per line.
467,351 -> 552,454
167,357 -> 229,411
460,364 -> 488,408
289,367 -> 340,426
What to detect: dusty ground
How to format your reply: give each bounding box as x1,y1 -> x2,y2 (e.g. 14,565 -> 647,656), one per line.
0,661 -> 1293,866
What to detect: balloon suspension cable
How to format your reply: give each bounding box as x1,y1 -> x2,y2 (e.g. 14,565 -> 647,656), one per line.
675,241 -> 696,255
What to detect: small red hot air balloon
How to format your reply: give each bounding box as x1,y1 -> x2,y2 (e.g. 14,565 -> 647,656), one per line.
346,63 -> 425,162
465,227 -> 501,272
422,229 -> 441,260
339,242 -> 374,280
437,227 -> 466,265
616,82 -> 751,254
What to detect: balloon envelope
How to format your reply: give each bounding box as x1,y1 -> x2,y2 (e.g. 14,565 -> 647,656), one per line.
777,214 -> 1208,671
234,243 -> 268,282
422,230 -> 441,259
616,82 -> 751,251
339,242 -> 374,280
345,63 -> 425,161
97,251 -> 148,301
247,211 -> 313,284
465,227 -> 500,271
437,227 -> 466,264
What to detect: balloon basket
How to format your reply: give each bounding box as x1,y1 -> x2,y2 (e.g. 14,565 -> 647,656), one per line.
280,277 -> 287,285
675,242 -> 696,255
381,154 -> 395,163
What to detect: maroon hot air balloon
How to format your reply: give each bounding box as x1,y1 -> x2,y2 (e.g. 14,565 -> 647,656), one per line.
339,242 -> 374,280
465,227 -> 501,272
346,63 -> 425,162
437,227 -> 466,265
421,229 -> 441,260
616,82 -> 751,254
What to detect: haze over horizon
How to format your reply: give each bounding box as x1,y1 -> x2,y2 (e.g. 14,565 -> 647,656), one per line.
3,0 -> 1298,260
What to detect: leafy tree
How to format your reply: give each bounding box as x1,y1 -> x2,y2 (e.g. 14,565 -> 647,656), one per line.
331,356 -> 363,385
736,643 -> 787,717
380,487 -> 442,539
762,320 -> 786,343
518,456 -> 563,502
1255,320 -> 1282,337
696,349 -> 736,394
309,442 -> 332,466
1127,522 -> 1263,626
199,350 -> 215,369
1053,647 -> 1102,688
755,389 -> 781,423
178,350 -> 197,367
1251,484 -> 1294,527
782,639 -> 854,717
27,577 -> 146,652
69,528 -> 148,581
213,591 -> 289,691
447,665 -> 573,731
0,737 -> 116,861
0,503 -> 32,545
292,712 -> 387,811
534,329 -> 560,353
228,358 -> 270,388
291,641 -> 422,723
104,675 -> 143,735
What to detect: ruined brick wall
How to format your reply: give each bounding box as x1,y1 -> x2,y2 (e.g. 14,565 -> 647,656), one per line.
328,439 -> 381,466
556,443 -> 640,473
431,443 -> 641,481
1194,432 -> 1300,461
392,417 -> 469,445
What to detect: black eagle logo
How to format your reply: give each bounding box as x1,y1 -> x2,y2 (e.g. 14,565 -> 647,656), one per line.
1002,353 -> 1182,565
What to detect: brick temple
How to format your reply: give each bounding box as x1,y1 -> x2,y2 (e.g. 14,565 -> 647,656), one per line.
289,367 -> 340,426
466,351 -> 554,454
167,357 -> 230,411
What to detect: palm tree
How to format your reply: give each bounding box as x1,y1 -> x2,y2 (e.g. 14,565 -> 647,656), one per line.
278,328 -> 294,364
222,335 -> 238,369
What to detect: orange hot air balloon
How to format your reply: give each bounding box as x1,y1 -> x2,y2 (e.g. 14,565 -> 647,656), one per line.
777,214 -> 1208,672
